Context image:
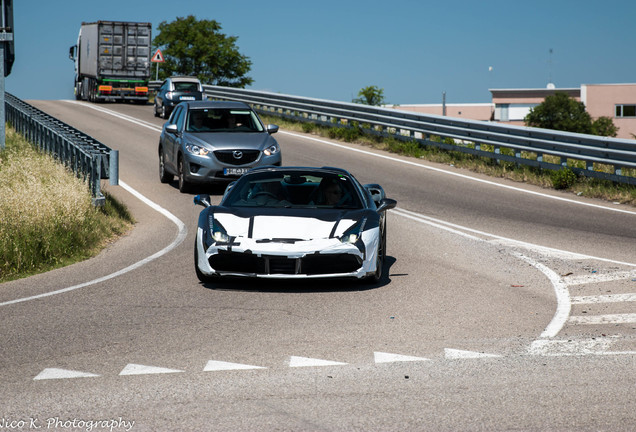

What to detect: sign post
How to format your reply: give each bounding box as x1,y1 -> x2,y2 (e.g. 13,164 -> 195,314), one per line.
151,49 -> 164,81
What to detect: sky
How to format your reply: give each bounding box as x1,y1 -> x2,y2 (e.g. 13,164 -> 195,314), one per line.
6,0 -> 636,105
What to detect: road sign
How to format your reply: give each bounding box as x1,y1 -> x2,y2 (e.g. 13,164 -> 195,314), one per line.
151,49 -> 164,63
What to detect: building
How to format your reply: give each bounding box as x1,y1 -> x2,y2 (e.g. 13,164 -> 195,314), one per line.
390,83 -> 636,140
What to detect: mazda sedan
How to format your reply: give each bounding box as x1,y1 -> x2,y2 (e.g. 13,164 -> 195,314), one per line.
193,166 -> 397,283
158,101 -> 282,192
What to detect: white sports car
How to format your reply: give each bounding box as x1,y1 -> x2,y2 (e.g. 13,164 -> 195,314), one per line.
193,166 -> 397,283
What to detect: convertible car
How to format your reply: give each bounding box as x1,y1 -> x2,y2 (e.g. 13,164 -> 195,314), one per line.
193,166 -> 397,283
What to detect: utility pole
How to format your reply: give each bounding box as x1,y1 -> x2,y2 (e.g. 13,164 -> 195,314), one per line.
0,0 -> 14,151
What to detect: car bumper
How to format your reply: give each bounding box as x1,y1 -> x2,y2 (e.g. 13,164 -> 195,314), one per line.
196,227 -> 379,279
183,152 -> 282,184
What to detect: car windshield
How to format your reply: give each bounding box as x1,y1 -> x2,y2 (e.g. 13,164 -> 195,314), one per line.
186,108 -> 264,133
223,171 -> 363,209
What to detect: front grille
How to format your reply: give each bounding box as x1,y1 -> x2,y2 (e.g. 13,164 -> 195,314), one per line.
209,251 -> 361,275
214,150 -> 260,165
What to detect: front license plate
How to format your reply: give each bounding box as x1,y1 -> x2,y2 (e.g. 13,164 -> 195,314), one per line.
223,167 -> 250,176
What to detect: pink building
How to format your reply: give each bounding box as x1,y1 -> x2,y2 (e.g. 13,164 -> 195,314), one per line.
390,83 -> 636,140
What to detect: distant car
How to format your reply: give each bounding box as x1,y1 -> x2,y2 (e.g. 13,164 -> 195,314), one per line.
193,166 -> 397,283
158,100 -> 282,192
154,76 -> 205,119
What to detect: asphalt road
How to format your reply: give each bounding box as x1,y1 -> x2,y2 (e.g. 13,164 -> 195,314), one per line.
1,100 -> 635,431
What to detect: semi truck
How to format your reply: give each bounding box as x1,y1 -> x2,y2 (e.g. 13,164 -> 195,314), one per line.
69,21 -> 151,103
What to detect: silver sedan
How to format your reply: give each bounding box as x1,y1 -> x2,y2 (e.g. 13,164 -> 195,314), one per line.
158,101 -> 282,192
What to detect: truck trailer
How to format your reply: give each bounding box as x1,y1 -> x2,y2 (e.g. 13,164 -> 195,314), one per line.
69,21 -> 151,103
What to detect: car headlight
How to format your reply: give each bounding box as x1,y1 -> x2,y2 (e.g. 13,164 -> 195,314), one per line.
186,144 -> 210,156
340,218 -> 366,244
263,143 -> 280,156
208,214 -> 230,244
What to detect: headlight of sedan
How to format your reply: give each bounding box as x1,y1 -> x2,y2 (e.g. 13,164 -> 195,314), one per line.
186,144 -> 210,156
263,143 -> 280,156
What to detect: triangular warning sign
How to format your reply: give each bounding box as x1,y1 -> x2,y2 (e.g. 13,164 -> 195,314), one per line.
151,49 -> 164,63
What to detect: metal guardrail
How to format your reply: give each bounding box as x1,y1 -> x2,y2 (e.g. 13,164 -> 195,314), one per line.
200,85 -> 636,185
4,93 -> 118,205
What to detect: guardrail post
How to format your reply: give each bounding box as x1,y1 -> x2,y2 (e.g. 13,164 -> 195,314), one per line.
109,149 -> 119,186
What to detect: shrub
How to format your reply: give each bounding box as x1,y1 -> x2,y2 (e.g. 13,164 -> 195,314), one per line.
551,167 -> 577,190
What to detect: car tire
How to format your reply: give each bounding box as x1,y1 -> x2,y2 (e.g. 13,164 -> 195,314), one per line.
194,240 -> 215,283
178,156 -> 190,193
153,102 -> 159,117
161,105 -> 167,119
159,146 -> 173,183
365,227 -> 386,284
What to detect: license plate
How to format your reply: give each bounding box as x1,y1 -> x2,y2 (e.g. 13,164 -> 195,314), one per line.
223,167 -> 250,176
180,96 -> 195,100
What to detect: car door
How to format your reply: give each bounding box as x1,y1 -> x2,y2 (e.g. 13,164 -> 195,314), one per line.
164,105 -> 185,172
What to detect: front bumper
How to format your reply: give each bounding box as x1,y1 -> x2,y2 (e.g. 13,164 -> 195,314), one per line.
196,227 -> 379,279
183,151 -> 282,184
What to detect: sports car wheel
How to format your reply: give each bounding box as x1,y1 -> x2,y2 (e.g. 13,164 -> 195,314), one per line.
365,237 -> 385,284
159,147 -> 173,183
194,241 -> 215,283
178,156 -> 190,193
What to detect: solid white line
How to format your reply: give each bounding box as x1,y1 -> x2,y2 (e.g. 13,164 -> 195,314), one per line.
63,100 -> 162,132
281,130 -> 636,216
0,181 -> 187,307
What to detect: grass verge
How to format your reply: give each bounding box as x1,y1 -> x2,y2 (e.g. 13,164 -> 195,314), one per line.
261,114 -> 636,207
0,127 -> 134,283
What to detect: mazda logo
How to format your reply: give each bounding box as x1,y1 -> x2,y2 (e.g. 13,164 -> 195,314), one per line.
232,151 -> 243,160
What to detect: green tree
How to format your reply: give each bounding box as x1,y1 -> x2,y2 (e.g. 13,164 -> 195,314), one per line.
353,85 -> 385,106
524,92 -> 618,137
591,116 -> 618,137
153,16 -> 253,87
525,92 -> 593,134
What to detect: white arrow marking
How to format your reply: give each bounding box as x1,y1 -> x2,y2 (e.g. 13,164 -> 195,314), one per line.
374,352 -> 430,363
119,363 -> 184,376
34,368 -> 99,380
204,360 -> 266,371
445,349 -> 501,359
289,356 -> 347,367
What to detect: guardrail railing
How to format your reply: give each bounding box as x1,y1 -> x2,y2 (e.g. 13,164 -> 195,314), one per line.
4,93 -> 118,205
199,85 -> 636,185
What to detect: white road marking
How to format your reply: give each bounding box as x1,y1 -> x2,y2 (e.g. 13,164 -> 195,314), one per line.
203,360 -> 266,371
568,313 -> 636,325
563,270 -> 636,286
33,368 -> 99,380
119,363 -> 184,376
444,349 -> 501,359
571,293 -> 636,304
374,352 -> 430,363
288,356 -> 347,367
528,337 -> 619,356
0,181 -> 187,307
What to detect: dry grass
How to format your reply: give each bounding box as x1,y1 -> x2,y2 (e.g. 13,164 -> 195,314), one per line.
0,128 -> 133,282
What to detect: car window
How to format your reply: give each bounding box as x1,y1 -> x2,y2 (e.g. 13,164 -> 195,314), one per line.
175,106 -> 186,130
223,172 -> 362,209
185,108 -> 264,133
174,82 -> 200,92
168,105 -> 181,124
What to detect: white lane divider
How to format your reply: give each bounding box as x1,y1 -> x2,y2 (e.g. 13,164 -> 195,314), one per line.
119,363 -> 184,376
0,181 -> 187,307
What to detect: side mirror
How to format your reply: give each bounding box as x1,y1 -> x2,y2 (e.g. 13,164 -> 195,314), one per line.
194,194 -> 211,208
266,124 -> 279,134
376,198 -> 397,213
166,124 -> 178,134
68,45 -> 77,61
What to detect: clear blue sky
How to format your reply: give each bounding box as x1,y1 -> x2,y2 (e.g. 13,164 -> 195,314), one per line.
6,0 -> 636,105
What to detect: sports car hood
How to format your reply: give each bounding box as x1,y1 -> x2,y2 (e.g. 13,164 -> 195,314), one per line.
184,131 -> 274,151
213,208 -> 367,241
